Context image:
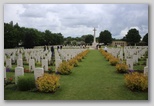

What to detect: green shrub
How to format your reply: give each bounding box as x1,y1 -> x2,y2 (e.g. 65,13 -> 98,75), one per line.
68,58 -> 79,67
17,76 -> 36,91
57,62 -> 73,75
36,73 -> 60,93
10,68 -> 15,72
105,54 -> 113,61
109,58 -> 119,66
116,63 -> 128,73
76,56 -> 82,62
23,61 -> 28,65
124,72 -> 148,91
48,68 -> 53,74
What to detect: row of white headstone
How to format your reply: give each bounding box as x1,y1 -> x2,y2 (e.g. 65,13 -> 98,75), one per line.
107,46 -> 148,76
5,58 -> 48,71
4,48 -> 88,84
4,49 -> 50,63
5,48 -> 86,71
55,48 -> 86,72
4,66 -> 44,84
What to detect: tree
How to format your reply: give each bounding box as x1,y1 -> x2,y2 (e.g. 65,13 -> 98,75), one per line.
44,30 -> 52,45
64,36 -> 74,45
142,33 -> 148,45
125,28 -> 141,46
4,21 -> 64,48
71,40 -> 77,45
4,22 -> 20,48
99,30 -> 112,45
23,29 -> 36,48
84,34 -> 93,45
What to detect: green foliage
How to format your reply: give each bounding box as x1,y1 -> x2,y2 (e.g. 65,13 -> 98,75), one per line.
4,21 -> 64,48
17,76 -> 36,91
23,29 -> 36,48
142,33 -> 148,45
36,74 -> 60,93
84,34 -> 94,44
48,68 -> 53,74
10,68 -> 15,72
68,58 -> 79,67
5,50 -> 148,100
116,63 -> 128,73
124,72 -> 148,91
4,22 -> 20,48
99,30 -> 112,45
125,28 -> 141,46
4,77 -> 14,86
109,58 -> 119,66
57,62 -> 73,75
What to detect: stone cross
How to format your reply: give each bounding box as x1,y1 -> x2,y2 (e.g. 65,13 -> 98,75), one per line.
93,28 -> 96,43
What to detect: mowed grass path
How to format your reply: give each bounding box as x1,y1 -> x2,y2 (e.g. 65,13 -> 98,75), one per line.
4,50 -> 148,100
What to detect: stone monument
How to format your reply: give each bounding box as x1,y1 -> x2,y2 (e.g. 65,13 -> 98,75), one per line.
92,27 -> 98,49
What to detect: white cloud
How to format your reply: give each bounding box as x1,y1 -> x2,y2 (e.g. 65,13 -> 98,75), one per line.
4,4 -> 148,38
119,27 -> 129,37
4,4 -> 25,24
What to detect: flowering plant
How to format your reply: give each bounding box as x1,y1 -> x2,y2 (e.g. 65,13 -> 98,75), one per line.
124,72 -> 148,91
109,58 -> 119,66
68,58 -> 79,67
57,62 -> 73,75
116,63 -> 128,73
24,69 -> 30,73
48,68 -> 53,74
4,77 -> 14,86
36,73 -> 60,93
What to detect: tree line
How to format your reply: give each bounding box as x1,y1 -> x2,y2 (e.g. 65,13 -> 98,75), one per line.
4,21 -> 148,48
4,21 -> 64,48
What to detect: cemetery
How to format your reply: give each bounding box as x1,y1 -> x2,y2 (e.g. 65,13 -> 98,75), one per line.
4,4 -> 149,100
4,45 -> 148,100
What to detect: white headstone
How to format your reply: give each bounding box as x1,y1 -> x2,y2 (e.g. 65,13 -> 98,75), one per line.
34,68 -> 44,80
144,66 -> 148,76
6,59 -> 12,68
18,53 -> 22,59
42,59 -> 48,71
29,59 -> 35,72
146,58 -> 148,66
36,55 -> 40,63
126,59 -> 133,70
55,59 -> 62,72
133,55 -> 138,64
17,59 -> 23,67
15,67 -> 24,84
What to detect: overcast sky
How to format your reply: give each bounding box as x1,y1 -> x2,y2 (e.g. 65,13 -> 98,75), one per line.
4,4 -> 148,39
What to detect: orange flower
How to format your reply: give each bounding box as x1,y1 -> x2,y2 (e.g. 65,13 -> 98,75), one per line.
9,77 -> 13,81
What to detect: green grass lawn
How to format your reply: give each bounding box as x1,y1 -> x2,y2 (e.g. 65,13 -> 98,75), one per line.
4,50 -> 148,100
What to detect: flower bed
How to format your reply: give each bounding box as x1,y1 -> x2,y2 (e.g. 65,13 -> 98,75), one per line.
124,72 -> 148,91
36,73 -> 60,93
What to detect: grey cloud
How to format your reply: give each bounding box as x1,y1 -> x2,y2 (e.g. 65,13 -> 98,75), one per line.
20,4 -> 47,18
4,4 -> 148,38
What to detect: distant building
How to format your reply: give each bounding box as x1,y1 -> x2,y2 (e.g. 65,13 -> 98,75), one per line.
111,41 -> 127,47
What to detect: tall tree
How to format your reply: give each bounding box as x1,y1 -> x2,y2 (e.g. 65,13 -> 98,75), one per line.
44,30 -> 52,45
4,21 -> 65,48
23,29 -> 36,48
125,28 -> 141,46
4,23 -> 20,48
84,34 -> 93,45
99,30 -> 112,45
64,36 -> 72,45
142,33 -> 148,45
